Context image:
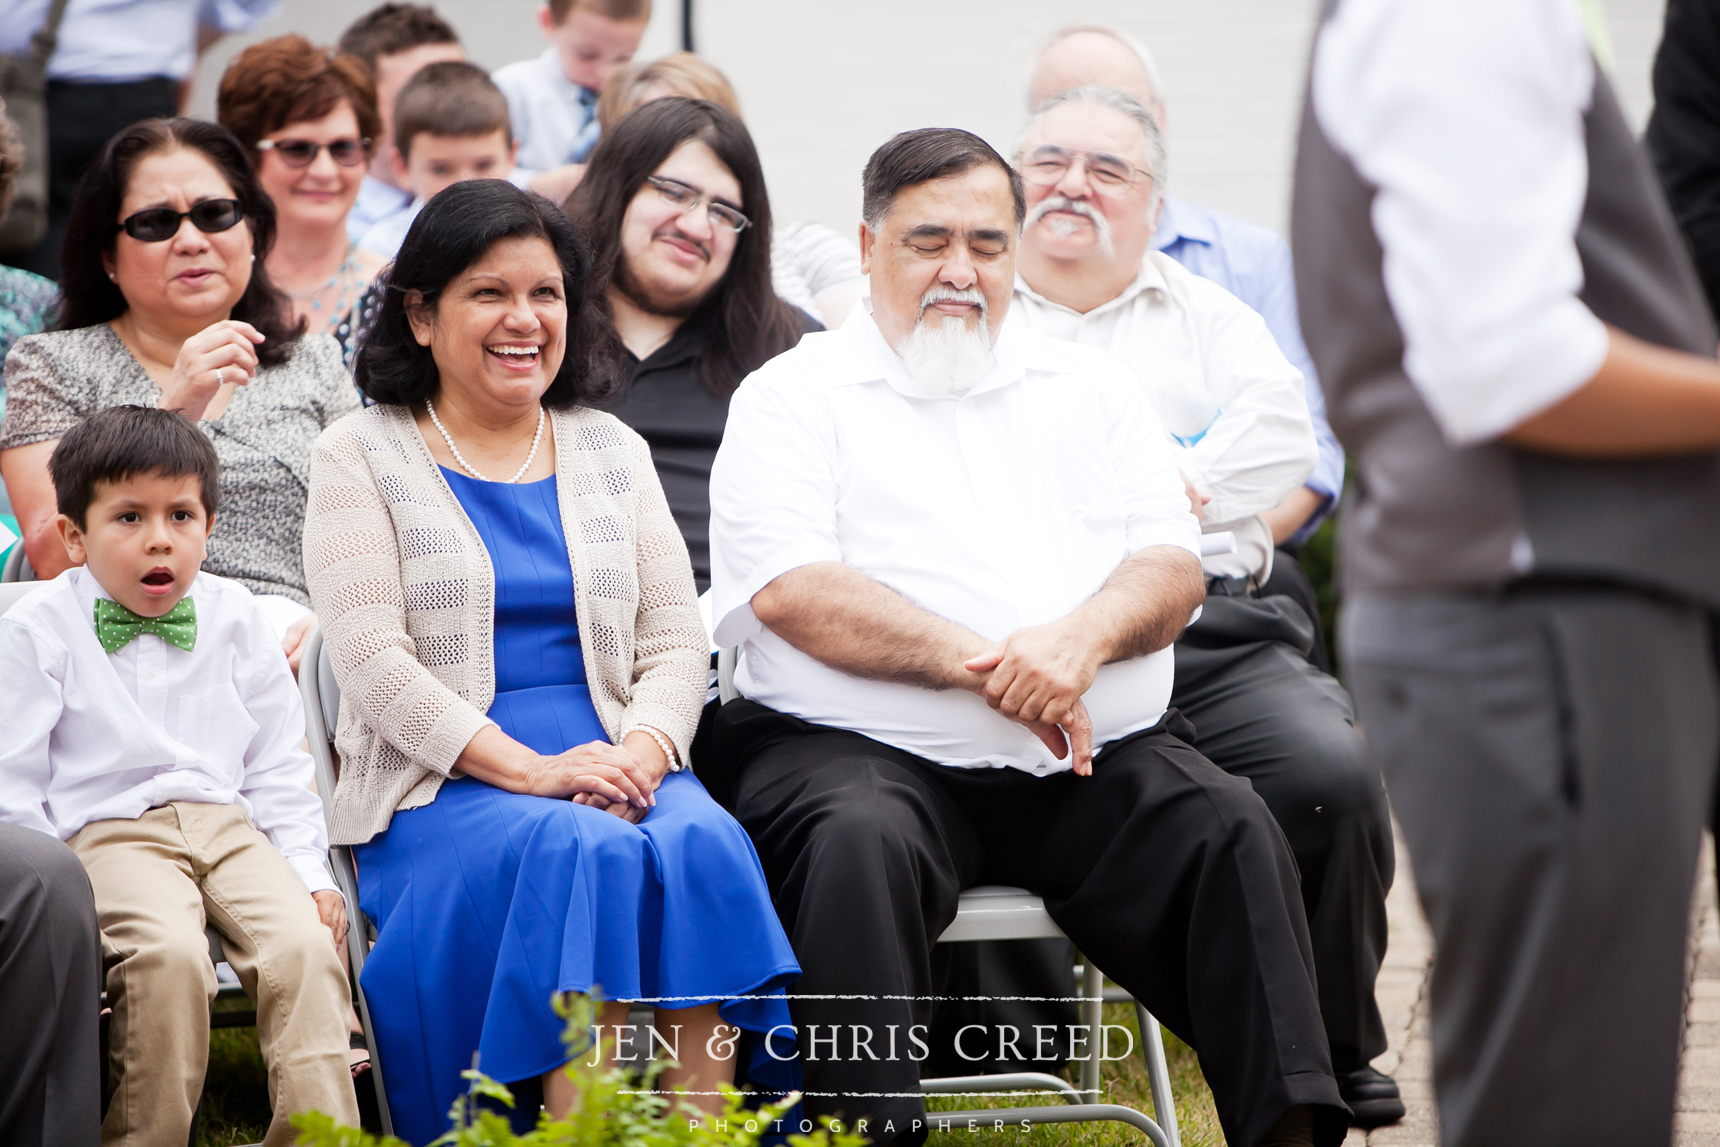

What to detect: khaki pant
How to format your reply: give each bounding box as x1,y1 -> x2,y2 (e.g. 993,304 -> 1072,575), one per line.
71,803 -> 359,1147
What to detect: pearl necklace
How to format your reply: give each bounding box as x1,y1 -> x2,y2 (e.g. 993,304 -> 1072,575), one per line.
426,398 -> 545,483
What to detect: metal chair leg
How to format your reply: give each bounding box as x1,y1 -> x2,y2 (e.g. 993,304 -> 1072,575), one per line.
1079,959 -> 1103,1101
1137,1003 -> 1180,1147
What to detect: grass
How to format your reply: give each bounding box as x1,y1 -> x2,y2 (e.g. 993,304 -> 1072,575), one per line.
195,999 -> 272,1147
926,1002 -> 1222,1147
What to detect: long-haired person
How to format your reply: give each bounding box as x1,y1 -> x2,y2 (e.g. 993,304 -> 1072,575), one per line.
0,118 -> 358,665
305,179 -> 798,1145
218,35 -> 390,367
566,96 -> 814,591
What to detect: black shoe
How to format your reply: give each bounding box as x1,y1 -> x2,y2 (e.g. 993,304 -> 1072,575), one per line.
1338,1066 -> 1405,1128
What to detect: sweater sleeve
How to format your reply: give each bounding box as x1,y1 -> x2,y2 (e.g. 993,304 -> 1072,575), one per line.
618,431 -> 710,766
0,335 -> 91,451
303,418 -> 494,776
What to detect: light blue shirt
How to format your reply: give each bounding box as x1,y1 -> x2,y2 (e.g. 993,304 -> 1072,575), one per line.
0,0 -> 276,83
491,47 -> 600,174
357,197 -> 424,261
345,174 -> 411,245
1152,194 -> 1345,544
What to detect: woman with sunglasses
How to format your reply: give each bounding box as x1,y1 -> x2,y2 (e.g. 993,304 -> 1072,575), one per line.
0,118 -> 359,669
218,36 -> 389,368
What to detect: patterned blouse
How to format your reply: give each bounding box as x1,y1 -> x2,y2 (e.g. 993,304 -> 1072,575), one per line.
0,267 -> 58,370
0,324 -> 361,605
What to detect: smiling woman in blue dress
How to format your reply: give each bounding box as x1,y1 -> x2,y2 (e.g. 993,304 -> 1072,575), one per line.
302,179 -> 798,1146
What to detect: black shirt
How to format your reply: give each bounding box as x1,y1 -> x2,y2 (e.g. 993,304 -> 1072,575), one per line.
1647,0 -> 1720,324
599,310 -> 821,591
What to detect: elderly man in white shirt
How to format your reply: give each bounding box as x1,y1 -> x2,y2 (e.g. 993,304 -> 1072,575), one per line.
707,127 -> 1346,1147
1002,86 -> 1400,1125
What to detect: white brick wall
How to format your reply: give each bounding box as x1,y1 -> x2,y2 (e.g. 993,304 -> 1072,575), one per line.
187,0 -> 1668,241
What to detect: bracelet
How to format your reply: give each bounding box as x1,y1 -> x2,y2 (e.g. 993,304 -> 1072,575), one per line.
625,725 -> 680,772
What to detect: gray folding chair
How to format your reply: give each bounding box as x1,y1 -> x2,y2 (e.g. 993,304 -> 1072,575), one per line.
1,541 -> 36,582
715,648 -> 1180,1146
299,626 -> 395,1139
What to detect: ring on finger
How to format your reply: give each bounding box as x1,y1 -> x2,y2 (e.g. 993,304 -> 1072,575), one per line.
215,367 -> 227,386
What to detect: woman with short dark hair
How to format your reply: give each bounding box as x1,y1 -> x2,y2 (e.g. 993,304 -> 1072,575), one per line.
306,179 -> 798,1145
0,117 -> 357,665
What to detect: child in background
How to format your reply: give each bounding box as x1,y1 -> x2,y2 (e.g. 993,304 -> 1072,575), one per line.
493,0 -> 651,204
357,61 -> 518,260
0,406 -> 358,1147
337,3 -> 466,241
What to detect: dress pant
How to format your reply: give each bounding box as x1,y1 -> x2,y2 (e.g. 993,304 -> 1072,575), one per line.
0,823 -> 102,1147
716,700 -> 1348,1147
1173,587 -> 1392,1074
70,803 -> 359,1147
1343,587 -> 1717,1147
6,78 -> 178,281
938,573 -> 1393,1078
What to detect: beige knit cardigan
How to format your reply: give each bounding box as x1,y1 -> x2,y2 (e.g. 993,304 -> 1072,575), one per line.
303,402 -> 709,845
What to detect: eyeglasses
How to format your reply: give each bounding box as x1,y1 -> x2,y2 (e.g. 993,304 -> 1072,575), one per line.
256,138 -> 371,168
1016,145 -> 1145,195
113,198 -> 245,242
647,176 -> 751,233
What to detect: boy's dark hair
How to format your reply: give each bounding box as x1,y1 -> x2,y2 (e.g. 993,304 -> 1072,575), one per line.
338,3 -> 459,70
393,61 -> 511,160
355,179 -> 625,406
48,407 -> 221,528
548,0 -> 650,24
567,97 -> 807,398
862,127 -> 1025,231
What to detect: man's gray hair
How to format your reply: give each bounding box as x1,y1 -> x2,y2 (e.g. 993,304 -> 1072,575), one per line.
1019,86 -> 1168,216
1026,24 -> 1167,116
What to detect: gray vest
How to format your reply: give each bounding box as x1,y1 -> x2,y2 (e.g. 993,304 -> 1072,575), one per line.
1291,14 -> 1720,604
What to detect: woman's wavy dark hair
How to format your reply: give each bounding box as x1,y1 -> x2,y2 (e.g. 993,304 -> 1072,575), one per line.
566,96 -> 806,398
57,118 -> 303,367
355,180 -> 625,407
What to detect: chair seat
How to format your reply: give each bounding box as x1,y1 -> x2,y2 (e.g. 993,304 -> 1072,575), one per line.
937,885 -> 1067,943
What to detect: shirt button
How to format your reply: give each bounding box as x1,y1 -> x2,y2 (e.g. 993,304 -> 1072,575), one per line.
148,666 -> 162,680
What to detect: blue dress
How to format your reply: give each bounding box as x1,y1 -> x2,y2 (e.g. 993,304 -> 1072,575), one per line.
353,468 -> 800,1146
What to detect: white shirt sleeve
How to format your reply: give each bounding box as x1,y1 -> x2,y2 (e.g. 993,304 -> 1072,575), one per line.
708,368 -> 844,647
230,607 -> 337,899
1311,0 -> 1610,447
1173,273 -> 1317,524
1094,361 -> 1207,560
0,618 -> 63,838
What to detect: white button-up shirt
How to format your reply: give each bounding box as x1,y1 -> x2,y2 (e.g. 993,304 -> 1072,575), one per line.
1009,252 -> 1317,581
710,309 -> 1202,775
492,47 -> 600,174
0,568 -> 336,896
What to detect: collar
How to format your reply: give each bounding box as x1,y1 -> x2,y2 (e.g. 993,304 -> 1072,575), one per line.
536,46 -> 592,101
1150,194 -> 1215,251
1013,253 -> 1170,321
834,303 -> 1026,400
356,174 -> 410,212
629,310 -> 709,373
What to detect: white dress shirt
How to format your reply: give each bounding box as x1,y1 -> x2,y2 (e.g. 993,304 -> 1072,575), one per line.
1009,252 -> 1317,581
0,568 -> 336,897
710,309 -> 1203,775
0,0 -> 277,83
492,48 -> 599,174
1311,0 -> 1610,448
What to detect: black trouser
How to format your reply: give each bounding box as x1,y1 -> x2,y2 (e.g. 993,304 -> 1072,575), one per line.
1172,587 -> 1393,1073
6,78 -> 178,281
0,823 -> 103,1147
715,700 -> 1348,1147
1345,589 -> 1716,1147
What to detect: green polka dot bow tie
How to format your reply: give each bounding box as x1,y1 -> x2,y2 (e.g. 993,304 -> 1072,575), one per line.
94,596 -> 197,654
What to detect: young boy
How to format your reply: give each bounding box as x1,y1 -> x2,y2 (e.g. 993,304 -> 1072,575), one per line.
357,59 -> 519,260
337,3 -> 466,241
492,0 -> 651,202
0,407 -> 359,1147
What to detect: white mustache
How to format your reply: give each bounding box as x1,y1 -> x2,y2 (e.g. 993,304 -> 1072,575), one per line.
918,285 -> 987,316
1026,195 -> 1115,257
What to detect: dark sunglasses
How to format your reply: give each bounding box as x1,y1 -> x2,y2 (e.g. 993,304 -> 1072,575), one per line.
113,198 -> 245,242
256,138 -> 370,168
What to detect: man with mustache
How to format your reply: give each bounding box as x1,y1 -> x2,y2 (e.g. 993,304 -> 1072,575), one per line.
708,126 -> 1348,1147
1005,85 -> 1401,1125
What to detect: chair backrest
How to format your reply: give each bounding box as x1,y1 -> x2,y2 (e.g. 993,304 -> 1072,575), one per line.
298,626 -> 342,827
1,542 -> 37,583
0,580 -> 42,615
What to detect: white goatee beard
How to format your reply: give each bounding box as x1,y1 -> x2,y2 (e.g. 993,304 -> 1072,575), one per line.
895,289 -> 992,396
